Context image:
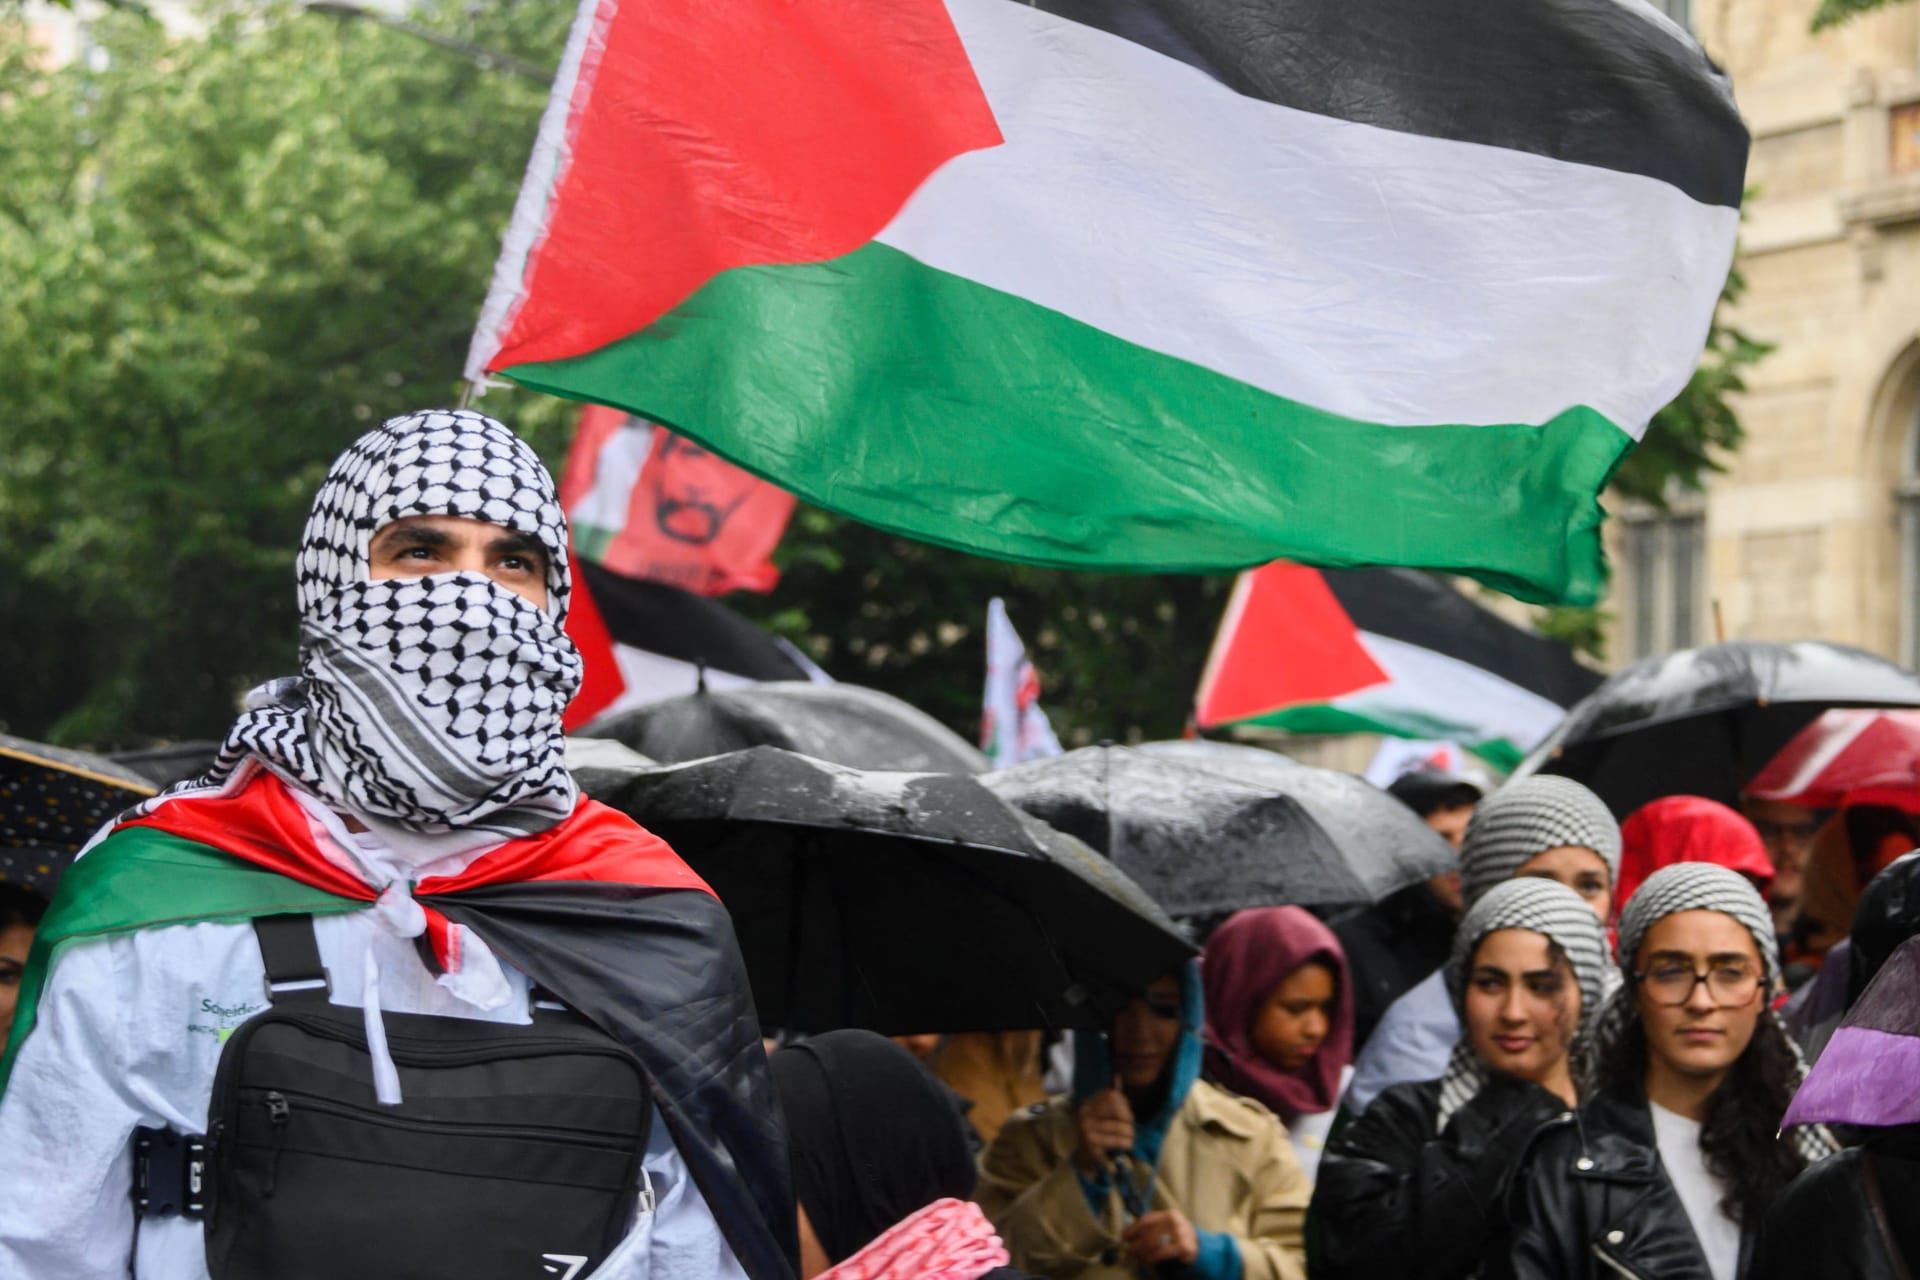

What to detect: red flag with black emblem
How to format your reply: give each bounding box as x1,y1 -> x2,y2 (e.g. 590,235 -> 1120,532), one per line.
559,405 -> 796,596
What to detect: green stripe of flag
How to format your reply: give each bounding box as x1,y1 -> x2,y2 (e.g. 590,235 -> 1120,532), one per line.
1231,702 -> 1526,772
0,829 -> 358,1096
502,242 -> 1632,605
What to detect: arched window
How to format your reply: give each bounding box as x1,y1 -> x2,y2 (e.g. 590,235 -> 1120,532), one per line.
1648,0 -> 1691,30
1900,402 -> 1920,668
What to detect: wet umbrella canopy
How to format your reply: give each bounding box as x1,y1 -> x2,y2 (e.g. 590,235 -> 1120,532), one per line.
0,733 -> 156,893
1515,641 -> 1920,817
599,746 -> 1193,1033
580,681 -> 990,775
982,745 -> 1454,921
1136,738 -> 1300,789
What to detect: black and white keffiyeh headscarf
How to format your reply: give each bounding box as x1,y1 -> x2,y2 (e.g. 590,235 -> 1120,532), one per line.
1435,877 -> 1610,1130
145,409 -> 582,838
1592,861 -> 1838,1162
1459,775 -> 1622,911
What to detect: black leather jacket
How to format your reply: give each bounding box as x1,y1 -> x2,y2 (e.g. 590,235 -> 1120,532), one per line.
1310,1073 -> 1568,1280
1750,1129 -> 1920,1280
1495,1081 -> 1754,1280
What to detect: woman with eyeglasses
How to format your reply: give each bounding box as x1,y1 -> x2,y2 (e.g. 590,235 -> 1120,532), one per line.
1498,863 -> 1838,1280
977,966 -> 1310,1280
1310,879 -> 1608,1280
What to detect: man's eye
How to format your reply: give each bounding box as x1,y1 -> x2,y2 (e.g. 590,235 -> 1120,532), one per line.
500,555 -> 535,573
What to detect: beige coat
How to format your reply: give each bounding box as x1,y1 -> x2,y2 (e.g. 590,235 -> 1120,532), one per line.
977,1079 -> 1309,1280
934,1031 -> 1046,1146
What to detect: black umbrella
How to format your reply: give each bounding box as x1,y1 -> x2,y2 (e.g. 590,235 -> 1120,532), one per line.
982,745 -> 1454,921
562,736 -> 658,799
1,733 -> 156,894
599,746 -> 1193,1033
104,740 -> 220,789
580,681 -> 990,774
1514,640 -> 1920,817
1136,739 -> 1299,788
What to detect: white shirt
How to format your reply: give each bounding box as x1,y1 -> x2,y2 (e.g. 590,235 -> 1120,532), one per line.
0,806 -> 749,1280
1285,1063 -> 1355,1184
1649,1101 -> 1742,1280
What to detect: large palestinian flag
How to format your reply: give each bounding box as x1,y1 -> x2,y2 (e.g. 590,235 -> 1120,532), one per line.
1195,562 -> 1603,770
467,0 -> 1748,605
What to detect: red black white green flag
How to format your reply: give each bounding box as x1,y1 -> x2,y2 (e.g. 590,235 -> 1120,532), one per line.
559,405 -> 796,598
1195,562 -> 1602,770
467,0 -> 1747,605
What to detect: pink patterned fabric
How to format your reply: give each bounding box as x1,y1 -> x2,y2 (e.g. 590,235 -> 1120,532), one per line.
816,1199 -> 1010,1280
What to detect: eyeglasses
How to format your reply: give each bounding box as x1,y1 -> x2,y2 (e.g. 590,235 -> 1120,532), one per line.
1138,993 -> 1182,1021
1750,817 -> 1821,845
1633,962 -> 1764,1008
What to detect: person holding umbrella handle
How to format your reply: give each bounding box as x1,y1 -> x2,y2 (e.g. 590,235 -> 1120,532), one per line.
1074,1077 -> 1197,1270
980,967 -> 1308,1279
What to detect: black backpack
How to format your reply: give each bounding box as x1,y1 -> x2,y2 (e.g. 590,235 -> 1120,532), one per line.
134,913 -> 654,1279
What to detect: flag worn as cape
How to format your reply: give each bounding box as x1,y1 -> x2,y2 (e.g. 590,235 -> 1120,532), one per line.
560,405 -> 796,597
467,0 -> 1748,604
1195,562 -> 1602,770
0,772 -> 797,1280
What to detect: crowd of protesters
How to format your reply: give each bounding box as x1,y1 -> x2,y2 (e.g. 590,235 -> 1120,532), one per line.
1,409 -> 1916,1280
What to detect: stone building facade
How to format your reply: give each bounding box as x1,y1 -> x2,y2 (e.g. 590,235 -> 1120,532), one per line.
1614,0 -> 1920,669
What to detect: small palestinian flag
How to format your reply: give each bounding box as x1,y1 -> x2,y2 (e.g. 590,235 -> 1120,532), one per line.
564,558 -> 820,730
467,0 -> 1747,605
560,405 -> 796,598
1195,562 -> 1602,770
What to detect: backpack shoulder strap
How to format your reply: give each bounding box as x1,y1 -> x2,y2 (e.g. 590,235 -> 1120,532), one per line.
253,914 -> 330,1002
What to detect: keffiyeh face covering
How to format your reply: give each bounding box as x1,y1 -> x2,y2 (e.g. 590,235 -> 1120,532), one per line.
190,410 -> 583,835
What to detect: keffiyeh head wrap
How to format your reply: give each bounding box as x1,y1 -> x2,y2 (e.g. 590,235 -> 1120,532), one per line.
146,410 -> 582,838
1459,775 -> 1622,911
1435,878 -> 1609,1130
1592,861 -> 1838,1162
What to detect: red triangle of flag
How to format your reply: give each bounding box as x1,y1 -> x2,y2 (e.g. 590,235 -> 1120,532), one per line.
1194,562 -> 1390,728
562,550 -> 626,731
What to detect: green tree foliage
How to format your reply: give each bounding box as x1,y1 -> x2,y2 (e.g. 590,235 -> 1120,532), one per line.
1533,256 -> 1767,660
1811,0 -> 1904,30
734,508 -> 1234,748
0,1 -> 575,747
2,0 -> 1753,750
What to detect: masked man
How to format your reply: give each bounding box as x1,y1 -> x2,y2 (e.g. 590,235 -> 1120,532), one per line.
0,411 -> 795,1280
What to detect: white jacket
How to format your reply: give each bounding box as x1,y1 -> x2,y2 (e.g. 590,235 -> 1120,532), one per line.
0,802 -> 748,1280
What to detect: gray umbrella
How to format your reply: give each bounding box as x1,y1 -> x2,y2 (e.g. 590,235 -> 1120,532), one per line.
580,681 -> 989,774
1136,739 -> 1300,788
983,745 -> 1454,921
1514,640 -> 1920,816
598,745 -> 1193,1033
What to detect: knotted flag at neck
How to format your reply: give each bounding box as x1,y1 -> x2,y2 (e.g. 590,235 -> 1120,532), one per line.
2,771 -> 799,1280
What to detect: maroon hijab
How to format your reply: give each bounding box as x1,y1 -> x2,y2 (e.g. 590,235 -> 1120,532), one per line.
1200,906 -> 1353,1122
